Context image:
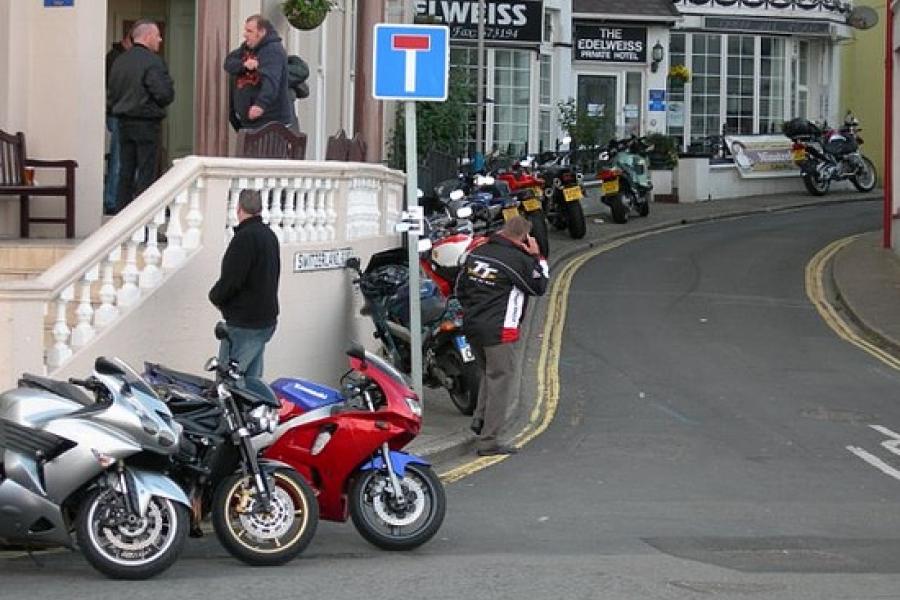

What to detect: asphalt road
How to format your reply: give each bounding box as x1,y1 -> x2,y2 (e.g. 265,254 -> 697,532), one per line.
5,202 -> 900,599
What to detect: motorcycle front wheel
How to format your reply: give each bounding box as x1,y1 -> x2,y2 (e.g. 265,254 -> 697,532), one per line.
565,200 -> 586,239
212,468 -> 318,566
803,171 -> 830,196
77,487 -> 189,580
851,156 -> 877,192
526,211 -> 551,257
350,463 -> 446,550
637,192 -> 651,218
610,194 -> 629,224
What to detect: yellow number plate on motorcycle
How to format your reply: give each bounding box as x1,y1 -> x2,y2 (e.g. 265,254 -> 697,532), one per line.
792,149 -> 806,162
601,179 -> 620,195
502,207 -> 519,222
563,186 -> 583,202
522,198 -> 542,212
531,186 -> 544,198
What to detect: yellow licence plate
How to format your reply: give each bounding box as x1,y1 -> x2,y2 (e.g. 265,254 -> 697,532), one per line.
531,186 -> 544,198
502,207 -> 519,222
602,179 -> 620,195
792,149 -> 806,162
522,198 -> 542,212
563,186 -> 583,202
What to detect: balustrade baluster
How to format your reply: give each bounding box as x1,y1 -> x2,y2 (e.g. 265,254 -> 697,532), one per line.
71,266 -> 99,349
46,285 -> 75,369
117,230 -> 143,307
302,178 -> 316,241
283,177 -> 298,243
162,190 -> 188,270
184,179 -> 204,250
140,209 -> 166,288
94,247 -> 121,328
325,179 -> 337,240
268,177 -> 285,242
314,179 -> 328,241
256,177 -> 269,224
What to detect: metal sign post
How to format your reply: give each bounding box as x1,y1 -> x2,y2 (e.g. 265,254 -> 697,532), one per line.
373,24 -> 450,400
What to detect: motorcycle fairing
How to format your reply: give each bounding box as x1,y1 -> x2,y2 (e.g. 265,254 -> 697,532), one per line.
359,451 -> 430,479
271,377 -> 345,412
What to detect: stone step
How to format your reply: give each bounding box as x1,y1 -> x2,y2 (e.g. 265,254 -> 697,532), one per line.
0,239 -> 80,272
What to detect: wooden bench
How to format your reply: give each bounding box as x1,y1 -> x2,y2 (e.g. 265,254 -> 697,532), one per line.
325,129 -> 367,162
235,122 -> 307,160
0,130 -> 77,238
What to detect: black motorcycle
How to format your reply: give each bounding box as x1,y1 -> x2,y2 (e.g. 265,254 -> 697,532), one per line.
143,323 -> 318,566
597,136 -> 653,224
785,113 -> 877,196
534,140 -> 587,240
346,252 -> 481,415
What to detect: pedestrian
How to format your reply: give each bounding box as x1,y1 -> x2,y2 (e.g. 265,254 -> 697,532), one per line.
104,31 -> 132,215
456,216 -> 549,456
107,20 -> 174,213
224,15 -> 295,131
209,189 -> 281,379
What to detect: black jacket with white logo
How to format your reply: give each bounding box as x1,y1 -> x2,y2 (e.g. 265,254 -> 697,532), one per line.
456,234 -> 549,347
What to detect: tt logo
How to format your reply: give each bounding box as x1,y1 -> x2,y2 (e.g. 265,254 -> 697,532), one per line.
471,260 -> 498,279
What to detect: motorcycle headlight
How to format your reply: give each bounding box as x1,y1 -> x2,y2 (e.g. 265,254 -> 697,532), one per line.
405,397 -> 423,417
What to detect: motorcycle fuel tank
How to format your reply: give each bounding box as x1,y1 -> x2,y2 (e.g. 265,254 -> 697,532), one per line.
271,378 -> 344,413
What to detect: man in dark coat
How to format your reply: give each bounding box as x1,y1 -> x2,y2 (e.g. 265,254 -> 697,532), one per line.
224,15 -> 294,130
456,216 -> 549,456
209,190 -> 281,378
107,20 -> 174,213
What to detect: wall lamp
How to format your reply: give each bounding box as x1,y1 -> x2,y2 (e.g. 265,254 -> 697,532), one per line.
650,41 -> 665,73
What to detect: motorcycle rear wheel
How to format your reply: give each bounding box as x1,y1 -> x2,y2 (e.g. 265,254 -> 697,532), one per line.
565,200 -> 586,239
350,463 -> 446,550
212,468 -> 318,566
610,194 -> 629,224
77,487 -> 189,580
526,211 -> 550,257
442,349 -> 479,415
803,172 -> 830,196
851,156 -> 877,192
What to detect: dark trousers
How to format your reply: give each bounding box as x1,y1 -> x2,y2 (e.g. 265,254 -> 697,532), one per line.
472,341 -> 520,450
117,119 -> 161,212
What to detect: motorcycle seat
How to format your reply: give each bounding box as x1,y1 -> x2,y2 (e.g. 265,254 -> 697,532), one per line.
18,373 -> 93,407
145,362 -> 215,395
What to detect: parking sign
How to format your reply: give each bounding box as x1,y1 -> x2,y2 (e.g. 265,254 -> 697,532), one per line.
373,24 -> 449,102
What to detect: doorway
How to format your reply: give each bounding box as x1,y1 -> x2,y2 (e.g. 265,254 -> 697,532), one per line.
106,0 -> 195,171
577,74 -> 617,145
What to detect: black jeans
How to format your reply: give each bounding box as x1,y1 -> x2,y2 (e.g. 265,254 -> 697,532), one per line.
116,119 -> 161,212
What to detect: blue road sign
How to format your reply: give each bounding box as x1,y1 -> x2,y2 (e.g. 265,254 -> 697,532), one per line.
373,24 -> 449,102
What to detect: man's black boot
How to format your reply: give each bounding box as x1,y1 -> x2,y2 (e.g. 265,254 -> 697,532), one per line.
470,418 -> 483,435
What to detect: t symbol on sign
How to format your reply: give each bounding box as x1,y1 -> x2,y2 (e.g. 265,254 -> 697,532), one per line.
391,34 -> 431,93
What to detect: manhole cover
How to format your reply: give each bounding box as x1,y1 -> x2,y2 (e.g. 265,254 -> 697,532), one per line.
800,407 -> 874,423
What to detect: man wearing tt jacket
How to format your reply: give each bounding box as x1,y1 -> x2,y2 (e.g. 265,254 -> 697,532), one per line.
456,216 -> 549,456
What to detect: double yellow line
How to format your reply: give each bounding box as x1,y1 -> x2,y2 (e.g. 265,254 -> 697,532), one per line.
440,227 -> 685,483
805,235 -> 900,370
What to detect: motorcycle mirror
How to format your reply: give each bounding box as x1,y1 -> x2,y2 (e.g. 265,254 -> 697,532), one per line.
214,321 -> 231,342
456,206 -> 473,219
417,238 -> 433,253
345,256 -> 361,271
449,189 -> 465,201
204,357 -> 219,372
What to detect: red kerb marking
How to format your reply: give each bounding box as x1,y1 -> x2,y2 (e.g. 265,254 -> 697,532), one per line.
392,34 -> 430,51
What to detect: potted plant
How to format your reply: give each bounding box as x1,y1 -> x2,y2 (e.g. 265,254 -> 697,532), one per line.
668,64 -> 691,85
645,133 -> 678,169
283,0 -> 335,31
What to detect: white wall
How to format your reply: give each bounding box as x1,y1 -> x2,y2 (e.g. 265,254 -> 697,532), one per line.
0,1 -> 105,239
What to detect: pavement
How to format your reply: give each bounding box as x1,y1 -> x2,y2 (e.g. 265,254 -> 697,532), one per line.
407,186 -> 889,467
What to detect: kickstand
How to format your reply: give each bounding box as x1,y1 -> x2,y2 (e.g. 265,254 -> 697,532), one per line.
25,548 -> 44,569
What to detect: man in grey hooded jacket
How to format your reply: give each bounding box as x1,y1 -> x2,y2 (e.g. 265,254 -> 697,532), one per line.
224,15 -> 294,130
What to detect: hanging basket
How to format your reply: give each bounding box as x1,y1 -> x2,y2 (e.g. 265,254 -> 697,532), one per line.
284,3 -> 330,30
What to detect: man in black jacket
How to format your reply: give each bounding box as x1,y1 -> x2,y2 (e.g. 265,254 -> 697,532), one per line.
107,20 -> 174,213
457,216 -> 549,456
224,15 -> 295,130
209,190 -> 281,378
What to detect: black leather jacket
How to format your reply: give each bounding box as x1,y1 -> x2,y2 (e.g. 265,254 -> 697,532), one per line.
107,44 -> 174,120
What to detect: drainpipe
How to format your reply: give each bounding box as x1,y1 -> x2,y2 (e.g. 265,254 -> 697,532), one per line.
885,0 -> 895,248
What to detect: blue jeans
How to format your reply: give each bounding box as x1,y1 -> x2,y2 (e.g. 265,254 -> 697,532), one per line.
104,116 -> 121,213
218,324 -> 276,379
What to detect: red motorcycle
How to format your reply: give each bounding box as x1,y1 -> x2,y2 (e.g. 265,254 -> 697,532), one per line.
264,340 -> 447,550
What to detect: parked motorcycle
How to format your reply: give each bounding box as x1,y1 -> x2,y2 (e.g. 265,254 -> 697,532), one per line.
785,113 -> 877,196
5,358 -> 190,579
144,323 -> 319,566
266,341 -> 446,550
534,138 -> 587,239
349,251 -> 480,415
598,136 -> 652,224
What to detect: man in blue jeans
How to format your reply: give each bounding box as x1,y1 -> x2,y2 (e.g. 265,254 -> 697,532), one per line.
209,189 -> 280,378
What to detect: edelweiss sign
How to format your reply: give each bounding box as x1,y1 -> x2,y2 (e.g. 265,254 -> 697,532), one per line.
414,0 -> 544,44
574,24 -> 647,63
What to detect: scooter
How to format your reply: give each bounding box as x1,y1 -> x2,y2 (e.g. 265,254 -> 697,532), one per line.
266,342 -> 446,550
5,358 -> 190,579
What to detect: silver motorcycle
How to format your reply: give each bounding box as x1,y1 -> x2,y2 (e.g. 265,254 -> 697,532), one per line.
1,357 -> 191,579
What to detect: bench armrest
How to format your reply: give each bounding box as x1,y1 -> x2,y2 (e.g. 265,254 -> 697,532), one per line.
24,159 -> 78,169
